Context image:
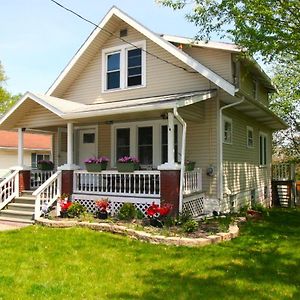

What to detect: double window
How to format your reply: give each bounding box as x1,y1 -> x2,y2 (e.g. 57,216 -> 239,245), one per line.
103,41 -> 146,91
31,153 -> 50,169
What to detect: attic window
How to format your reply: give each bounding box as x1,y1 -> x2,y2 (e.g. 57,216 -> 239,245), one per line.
120,29 -> 128,37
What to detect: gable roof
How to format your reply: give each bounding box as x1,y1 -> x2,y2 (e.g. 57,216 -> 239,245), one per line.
46,6 -> 236,97
0,130 -> 52,151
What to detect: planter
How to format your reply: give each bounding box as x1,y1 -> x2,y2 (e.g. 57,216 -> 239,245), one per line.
37,163 -> 54,171
97,211 -> 108,219
116,162 -> 139,172
185,162 -> 195,171
85,162 -> 108,172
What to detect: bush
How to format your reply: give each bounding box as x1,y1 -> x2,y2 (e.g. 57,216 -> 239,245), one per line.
136,209 -> 144,220
182,219 -> 199,233
175,211 -> 193,226
67,202 -> 86,218
118,203 -> 136,220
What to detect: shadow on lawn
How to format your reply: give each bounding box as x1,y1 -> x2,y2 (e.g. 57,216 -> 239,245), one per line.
108,209 -> 300,300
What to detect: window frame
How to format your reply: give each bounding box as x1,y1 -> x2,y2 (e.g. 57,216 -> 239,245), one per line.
246,126 -> 254,148
31,153 -> 51,169
223,116 -> 233,144
259,132 -> 268,166
102,40 -> 146,92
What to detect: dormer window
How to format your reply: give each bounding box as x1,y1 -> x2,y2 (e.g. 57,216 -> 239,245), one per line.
102,41 -> 146,92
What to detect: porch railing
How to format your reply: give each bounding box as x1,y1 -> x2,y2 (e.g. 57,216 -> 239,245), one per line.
183,168 -> 202,195
33,170 -> 62,219
30,170 -> 54,189
73,170 -> 161,198
0,170 -> 19,210
272,163 -> 295,181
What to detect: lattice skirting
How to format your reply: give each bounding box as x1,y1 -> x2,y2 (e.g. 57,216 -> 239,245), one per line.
72,194 -> 160,216
183,193 -> 206,217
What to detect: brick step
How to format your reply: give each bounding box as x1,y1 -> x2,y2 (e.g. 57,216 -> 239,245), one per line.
7,203 -> 35,212
0,209 -> 34,222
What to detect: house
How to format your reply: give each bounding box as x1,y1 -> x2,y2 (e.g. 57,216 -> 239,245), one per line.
0,130 -> 52,176
0,7 -> 286,223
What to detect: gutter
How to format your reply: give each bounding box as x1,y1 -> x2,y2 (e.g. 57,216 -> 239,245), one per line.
173,107 -> 186,213
218,97 -> 245,204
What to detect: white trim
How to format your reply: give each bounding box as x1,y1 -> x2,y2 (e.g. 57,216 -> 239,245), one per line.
111,119 -> 182,168
17,128 -> 24,166
102,40 -> 146,92
246,126 -> 254,148
46,6 -> 236,96
222,116 -> 233,144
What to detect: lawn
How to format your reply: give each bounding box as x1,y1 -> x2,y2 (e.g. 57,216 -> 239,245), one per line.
0,209 -> 299,300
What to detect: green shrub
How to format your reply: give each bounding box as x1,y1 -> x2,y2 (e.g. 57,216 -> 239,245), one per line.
175,211 -> 193,226
67,202 -> 86,218
136,209 -> 144,220
182,219 -> 198,233
252,203 -> 268,214
118,203 -> 136,220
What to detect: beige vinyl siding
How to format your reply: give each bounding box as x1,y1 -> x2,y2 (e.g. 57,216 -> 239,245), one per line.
62,22 -> 210,104
186,99 -> 218,197
184,47 -> 232,82
239,64 -> 269,107
222,106 -> 272,207
15,102 -> 65,129
98,124 -> 111,166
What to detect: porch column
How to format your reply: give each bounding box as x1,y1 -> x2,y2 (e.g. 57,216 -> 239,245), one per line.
17,128 -> 24,167
167,112 -> 175,165
67,122 -> 74,166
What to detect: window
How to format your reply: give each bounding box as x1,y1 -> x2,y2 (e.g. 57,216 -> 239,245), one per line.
103,41 -> 146,91
31,153 -> 50,169
161,125 -> 178,164
223,117 -> 232,144
106,52 -> 120,90
247,126 -> 254,148
259,132 -> 267,165
138,127 -> 153,165
83,133 -> 95,144
116,128 -> 130,160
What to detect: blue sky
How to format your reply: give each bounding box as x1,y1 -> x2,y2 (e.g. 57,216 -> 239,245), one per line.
0,0 -> 205,95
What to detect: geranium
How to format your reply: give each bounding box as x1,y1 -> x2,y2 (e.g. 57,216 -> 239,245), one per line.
95,198 -> 110,212
60,200 -> 72,212
117,156 -> 139,163
84,156 -> 109,164
146,202 -> 173,218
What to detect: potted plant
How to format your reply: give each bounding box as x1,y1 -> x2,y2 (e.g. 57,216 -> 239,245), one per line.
146,202 -> 173,228
84,156 -> 109,172
59,199 -> 72,218
37,160 -> 54,171
185,160 -> 196,171
95,198 -> 110,219
116,156 -> 139,172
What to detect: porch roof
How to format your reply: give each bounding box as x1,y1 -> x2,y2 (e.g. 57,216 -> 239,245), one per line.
0,90 -> 216,129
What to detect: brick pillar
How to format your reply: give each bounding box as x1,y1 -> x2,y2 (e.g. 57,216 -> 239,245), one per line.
61,170 -> 74,196
160,170 -> 180,215
19,170 -> 31,193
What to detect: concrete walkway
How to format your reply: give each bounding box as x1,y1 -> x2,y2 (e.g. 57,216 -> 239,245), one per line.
0,221 -> 30,231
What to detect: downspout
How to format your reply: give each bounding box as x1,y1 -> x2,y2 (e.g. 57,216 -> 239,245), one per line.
218,96 -> 245,204
173,107 -> 186,213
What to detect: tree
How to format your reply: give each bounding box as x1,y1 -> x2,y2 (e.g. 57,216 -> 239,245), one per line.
0,61 -> 20,115
270,59 -> 300,161
156,0 -> 300,62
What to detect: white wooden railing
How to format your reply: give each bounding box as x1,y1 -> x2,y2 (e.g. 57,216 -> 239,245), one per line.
30,170 -> 54,189
183,168 -> 202,195
73,170 -> 161,198
0,170 -> 19,210
272,163 -> 295,181
33,170 -> 62,219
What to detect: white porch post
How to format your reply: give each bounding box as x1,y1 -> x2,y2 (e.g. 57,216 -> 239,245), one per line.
67,122 -> 74,166
17,128 -> 24,167
167,112 -> 175,165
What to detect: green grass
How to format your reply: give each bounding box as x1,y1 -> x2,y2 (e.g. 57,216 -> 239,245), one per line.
0,208 -> 299,299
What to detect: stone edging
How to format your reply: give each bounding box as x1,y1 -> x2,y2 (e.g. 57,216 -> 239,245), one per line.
36,218 -> 240,247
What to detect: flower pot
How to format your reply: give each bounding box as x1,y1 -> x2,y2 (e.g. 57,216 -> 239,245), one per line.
97,211 -> 108,219
85,162 -> 108,172
185,162 -> 195,171
116,162 -> 139,172
37,163 -> 54,171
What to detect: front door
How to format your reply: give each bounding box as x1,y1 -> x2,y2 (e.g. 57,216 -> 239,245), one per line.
77,128 -> 97,169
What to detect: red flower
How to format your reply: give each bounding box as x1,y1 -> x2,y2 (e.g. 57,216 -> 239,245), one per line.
146,202 -> 172,217
95,199 -> 109,212
60,201 -> 72,212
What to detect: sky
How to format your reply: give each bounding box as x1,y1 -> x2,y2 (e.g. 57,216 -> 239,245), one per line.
0,0 -> 205,95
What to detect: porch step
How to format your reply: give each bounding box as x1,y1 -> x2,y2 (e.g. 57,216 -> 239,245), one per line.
7,203 -> 35,212
0,209 -> 34,222
14,196 -> 36,205
20,190 -> 35,197
0,216 -> 34,224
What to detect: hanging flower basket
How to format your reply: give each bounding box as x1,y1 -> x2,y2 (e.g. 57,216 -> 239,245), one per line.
37,160 -> 54,171
84,157 -> 109,172
117,156 -> 139,172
